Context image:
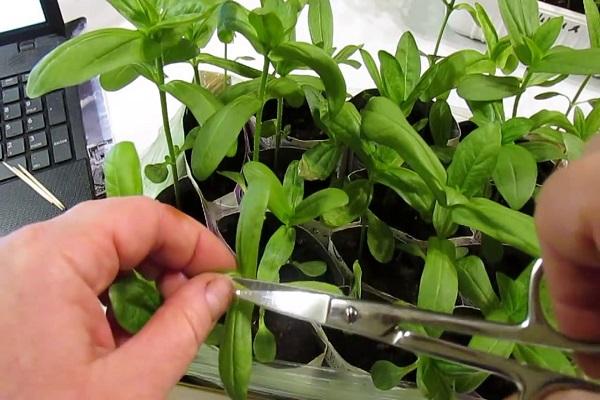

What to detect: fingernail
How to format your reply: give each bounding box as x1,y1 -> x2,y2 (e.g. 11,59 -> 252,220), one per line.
205,277 -> 234,319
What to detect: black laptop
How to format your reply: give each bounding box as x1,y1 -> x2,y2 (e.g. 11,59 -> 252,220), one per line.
0,0 -> 94,235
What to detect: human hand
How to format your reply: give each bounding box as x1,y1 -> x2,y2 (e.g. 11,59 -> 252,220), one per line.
0,197 -> 236,400
532,136 -> 600,399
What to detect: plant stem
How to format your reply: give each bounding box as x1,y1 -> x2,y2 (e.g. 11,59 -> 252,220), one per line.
156,57 -> 182,209
432,0 -> 455,63
567,75 -> 592,115
192,62 -> 201,86
224,43 -> 229,83
358,214 -> 368,260
274,97 -> 284,172
512,70 -> 532,118
253,56 -> 271,162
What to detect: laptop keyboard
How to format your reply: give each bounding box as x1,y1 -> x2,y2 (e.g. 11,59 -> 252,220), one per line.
0,72 -> 73,182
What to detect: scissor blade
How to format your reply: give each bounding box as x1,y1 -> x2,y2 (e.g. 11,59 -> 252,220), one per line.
234,279 -> 331,325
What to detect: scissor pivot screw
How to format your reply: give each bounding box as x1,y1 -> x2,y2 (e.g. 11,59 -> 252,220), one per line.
345,306 -> 360,324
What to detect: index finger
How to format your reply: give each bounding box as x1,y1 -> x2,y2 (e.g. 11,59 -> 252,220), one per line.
535,140 -> 600,377
8,197 -> 236,294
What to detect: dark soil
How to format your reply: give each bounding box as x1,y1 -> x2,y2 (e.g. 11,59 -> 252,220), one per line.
262,98 -> 324,142
325,226 -> 423,371
156,177 -> 206,225
541,0 -> 584,13
217,213 -> 346,364
183,109 -> 248,202
254,147 -> 331,198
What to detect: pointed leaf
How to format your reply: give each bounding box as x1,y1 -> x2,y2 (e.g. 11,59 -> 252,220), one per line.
456,255 -> 499,314
373,167 -> 435,220
192,94 -> 261,181
429,99 -> 453,146
362,97 -> 447,201
254,310 -> 277,363
164,80 -> 223,125
360,49 -> 383,94
379,50 -> 405,103
531,47 -> 600,75
584,0 -> 600,48
298,140 -> 343,181
502,117 -> 534,144
322,179 -> 372,227
291,188 -> 349,225
308,0 -> 333,51
104,142 -> 143,197
270,42 -> 347,116
395,32 -> 420,98
457,75 -> 522,101
27,28 -> 153,98
367,210 -> 395,264
450,197 -> 540,257
351,260 -> 363,299
493,144 -> 538,210
371,361 -> 417,391
283,160 -> 304,210
257,226 -> 296,282
243,161 -> 293,224
447,123 -> 502,197
293,260 -> 327,277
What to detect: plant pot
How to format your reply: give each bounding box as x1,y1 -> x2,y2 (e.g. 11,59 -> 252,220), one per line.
262,98 -> 326,149
449,0 -> 589,49
155,177 -> 207,225
216,212 -> 347,364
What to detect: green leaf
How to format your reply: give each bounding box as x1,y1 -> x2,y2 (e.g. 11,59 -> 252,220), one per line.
531,47 -> 600,75
164,80 -> 223,125
457,75 -> 522,102
104,142 -> 143,197
498,0 -> 539,42
395,31 -> 421,99
532,17 -> 563,53
322,179 -> 372,227
474,3 -> 499,52
418,238 -> 458,337
433,203 -> 457,239
362,97 -> 447,201
564,132 -> 585,160
298,141 -> 343,181
291,188 -> 349,225
109,270 -> 162,334
367,210 -> 395,264
447,123 -> 502,198
219,299 -> 254,400
308,0 -> 333,51
420,50 -> 495,101
334,44 -> 362,64
286,281 -> 343,295
530,110 -> 575,133
360,49 -> 383,94
283,160 -> 304,210
254,310 -> 277,363
195,53 -> 262,78
429,100 -> 454,146
520,141 -> 565,162
218,171 -> 247,191
575,106 -> 586,137
417,358 -> 455,400
449,196 -> 541,257
584,102 -> 600,140
270,42 -> 347,116
192,94 -> 261,181
513,345 -> 576,376
493,144 -> 538,210
456,256 -> 499,314
144,162 -> 169,184
217,1 -> 263,53
293,260 -> 327,277
267,77 -> 305,108
27,28 -> 153,98
373,167 -> 436,221
236,180 -> 270,278
351,260 -> 363,299
379,51 -> 405,103
107,0 -> 159,28
371,361 -> 417,391
584,0 -> 600,48
248,11 -> 285,51
502,117 -> 534,144
243,162 -> 293,224
100,65 -> 143,91
497,273 -> 528,321
257,226 -> 296,282
206,323 -> 225,346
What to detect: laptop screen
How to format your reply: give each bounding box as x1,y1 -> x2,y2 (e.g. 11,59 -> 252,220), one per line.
0,0 -> 46,34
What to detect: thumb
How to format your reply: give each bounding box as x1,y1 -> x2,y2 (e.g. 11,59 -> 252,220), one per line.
95,273 -> 233,398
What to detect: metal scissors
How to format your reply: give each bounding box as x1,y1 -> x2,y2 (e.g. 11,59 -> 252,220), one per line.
234,259 -> 600,400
